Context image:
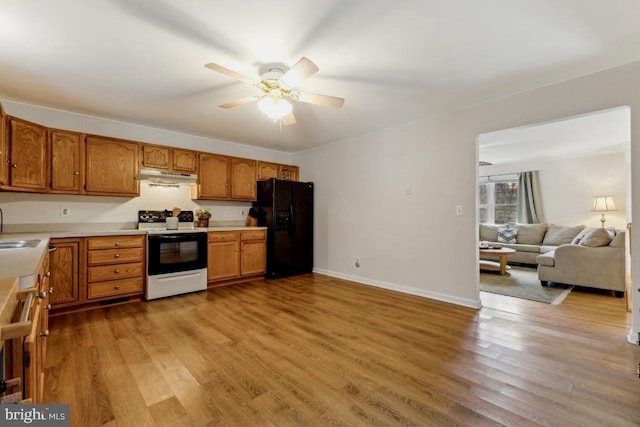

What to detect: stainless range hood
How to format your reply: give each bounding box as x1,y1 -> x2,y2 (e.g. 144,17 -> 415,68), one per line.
140,169 -> 197,185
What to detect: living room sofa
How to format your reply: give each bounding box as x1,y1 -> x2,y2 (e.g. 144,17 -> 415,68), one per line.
479,223 -> 626,296
537,229 -> 626,297
479,223 -> 585,264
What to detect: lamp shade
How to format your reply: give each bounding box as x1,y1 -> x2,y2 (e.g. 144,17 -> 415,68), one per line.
592,196 -> 616,212
257,97 -> 292,120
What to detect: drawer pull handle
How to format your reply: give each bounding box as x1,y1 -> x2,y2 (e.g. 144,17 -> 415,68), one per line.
45,271 -> 51,277
74,171 -> 80,175
114,253 -> 120,258
115,285 -> 120,290
48,287 -> 54,294
46,304 -> 52,310
115,242 -> 120,246
38,291 -> 48,299
40,330 -> 49,337
115,269 -> 120,273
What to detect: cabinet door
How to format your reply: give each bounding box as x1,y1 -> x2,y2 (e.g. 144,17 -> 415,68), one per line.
141,144 -> 170,170
50,130 -> 84,193
208,241 -> 239,280
0,105 -> 7,186
198,153 -> 229,199
173,148 -> 197,173
240,240 -> 266,276
49,239 -> 81,306
85,136 -> 139,196
278,164 -> 299,181
257,161 -> 279,181
8,118 -> 47,191
230,157 -> 256,200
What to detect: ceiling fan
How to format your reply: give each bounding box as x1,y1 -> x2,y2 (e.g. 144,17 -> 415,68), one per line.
205,57 -> 344,126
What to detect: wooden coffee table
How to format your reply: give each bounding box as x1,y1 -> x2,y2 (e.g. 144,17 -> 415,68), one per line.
479,247 -> 516,275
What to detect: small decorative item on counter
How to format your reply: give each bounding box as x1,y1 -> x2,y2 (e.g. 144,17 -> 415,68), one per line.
196,208 -> 211,227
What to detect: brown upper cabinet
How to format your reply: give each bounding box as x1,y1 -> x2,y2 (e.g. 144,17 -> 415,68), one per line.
4,117 -> 48,192
49,129 -> 84,194
197,153 -> 230,199
0,104 -> 298,198
257,161 -> 279,181
230,157 -> 257,200
278,164 -> 299,181
85,135 -> 139,196
195,154 -> 256,201
257,161 -> 299,182
140,144 -> 197,174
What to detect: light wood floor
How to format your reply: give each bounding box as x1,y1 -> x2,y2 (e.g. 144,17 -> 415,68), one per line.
44,274 -> 640,426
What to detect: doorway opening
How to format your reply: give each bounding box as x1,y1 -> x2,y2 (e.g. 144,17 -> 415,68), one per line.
476,106 -> 632,337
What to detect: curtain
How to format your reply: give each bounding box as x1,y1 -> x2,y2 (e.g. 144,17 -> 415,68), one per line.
517,171 -> 543,223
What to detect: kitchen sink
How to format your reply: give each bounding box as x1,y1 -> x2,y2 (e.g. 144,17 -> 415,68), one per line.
0,239 -> 41,249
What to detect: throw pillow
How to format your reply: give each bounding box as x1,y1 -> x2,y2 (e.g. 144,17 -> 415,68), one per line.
509,222 -> 547,245
542,224 -> 585,246
571,227 -> 597,245
497,225 -> 517,244
479,224 -> 500,242
610,231 -> 625,248
579,228 -> 613,247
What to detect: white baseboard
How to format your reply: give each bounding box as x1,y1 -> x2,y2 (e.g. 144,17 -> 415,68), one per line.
627,329 -> 640,346
313,268 -> 482,309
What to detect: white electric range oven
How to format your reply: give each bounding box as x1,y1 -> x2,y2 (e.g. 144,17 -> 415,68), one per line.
138,210 -> 207,300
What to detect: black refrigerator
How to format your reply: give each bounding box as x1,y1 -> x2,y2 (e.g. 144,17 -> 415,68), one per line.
253,179 -> 313,279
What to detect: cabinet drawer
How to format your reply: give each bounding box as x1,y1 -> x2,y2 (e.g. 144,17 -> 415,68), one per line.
88,277 -> 144,300
87,262 -> 144,283
208,232 -> 239,242
87,235 -> 144,250
241,230 -> 266,241
87,247 -> 144,265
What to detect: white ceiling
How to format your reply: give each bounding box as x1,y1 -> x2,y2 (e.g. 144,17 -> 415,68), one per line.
478,107 -> 630,166
2,1 -> 640,152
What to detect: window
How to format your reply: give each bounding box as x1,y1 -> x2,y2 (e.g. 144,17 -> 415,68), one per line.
479,175 -> 519,224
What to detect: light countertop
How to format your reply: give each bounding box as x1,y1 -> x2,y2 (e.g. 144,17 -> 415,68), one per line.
0,233 -> 51,288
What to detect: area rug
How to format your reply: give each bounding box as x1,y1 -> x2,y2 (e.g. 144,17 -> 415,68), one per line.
480,266 -> 573,304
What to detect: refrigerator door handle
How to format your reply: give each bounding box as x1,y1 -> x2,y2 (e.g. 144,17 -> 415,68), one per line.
289,200 -> 296,239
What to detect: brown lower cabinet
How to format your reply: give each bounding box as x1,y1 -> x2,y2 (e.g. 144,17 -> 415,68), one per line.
4,248 -> 50,403
207,229 -> 266,284
49,235 -> 145,313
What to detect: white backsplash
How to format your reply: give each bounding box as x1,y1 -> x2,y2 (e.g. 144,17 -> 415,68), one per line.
0,184 -> 251,228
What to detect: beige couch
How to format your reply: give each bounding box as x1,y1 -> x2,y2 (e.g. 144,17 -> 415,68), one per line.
479,223 -> 626,297
479,223 -> 585,264
537,229 -> 626,297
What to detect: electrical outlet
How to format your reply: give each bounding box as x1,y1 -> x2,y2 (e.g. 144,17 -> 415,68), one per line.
61,207 -> 70,216
355,257 -> 360,268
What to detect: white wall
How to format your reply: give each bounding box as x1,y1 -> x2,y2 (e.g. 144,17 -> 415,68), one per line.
294,61 -> 640,342
480,152 -> 628,230
0,100 -> 291,229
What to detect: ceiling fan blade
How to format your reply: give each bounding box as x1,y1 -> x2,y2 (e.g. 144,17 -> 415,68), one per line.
205,63 -> 256,85
219,96 -> 260,109
280,57 -> 319,89
281,112 -> 297,126
297,92 -> 344,108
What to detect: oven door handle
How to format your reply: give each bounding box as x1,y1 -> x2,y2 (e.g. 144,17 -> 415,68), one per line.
150,234 -> 184,239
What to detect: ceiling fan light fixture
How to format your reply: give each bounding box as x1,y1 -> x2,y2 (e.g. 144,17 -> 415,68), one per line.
257,97 -> 292,120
